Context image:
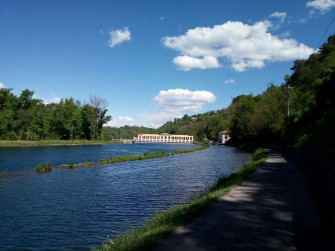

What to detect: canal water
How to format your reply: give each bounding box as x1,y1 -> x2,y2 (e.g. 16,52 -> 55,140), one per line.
0,143 -> 251,250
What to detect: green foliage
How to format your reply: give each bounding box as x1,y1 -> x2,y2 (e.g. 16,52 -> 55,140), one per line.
228,94 -> 256,140
249,85 -> 287,141
171,144 -> 209,155
0,89 -> 111,141
282,35 -> 335,157
106,152 -> 169,164
36,163 -> 52,173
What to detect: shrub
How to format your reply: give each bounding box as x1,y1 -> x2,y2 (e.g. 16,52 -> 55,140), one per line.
36,163 -> 52,173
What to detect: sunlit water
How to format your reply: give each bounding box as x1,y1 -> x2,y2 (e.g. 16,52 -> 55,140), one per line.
0,143 -> 251,250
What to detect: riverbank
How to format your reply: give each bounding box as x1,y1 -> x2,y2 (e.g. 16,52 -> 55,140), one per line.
0,139 -> 124,147
93,146 -> 267,251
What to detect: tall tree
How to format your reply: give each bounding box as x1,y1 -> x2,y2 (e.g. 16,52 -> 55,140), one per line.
53,98 -> 81,139
89,95 -> 111,139
0,88 -> 17,139
250,85 -> 287,141
228,94 -> 256,140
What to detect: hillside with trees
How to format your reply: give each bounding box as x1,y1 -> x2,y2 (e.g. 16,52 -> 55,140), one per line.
111,35 -> 334,158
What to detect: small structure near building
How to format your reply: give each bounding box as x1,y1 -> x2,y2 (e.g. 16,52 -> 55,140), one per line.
218,130 -> 231,144
136,133 -> 193,143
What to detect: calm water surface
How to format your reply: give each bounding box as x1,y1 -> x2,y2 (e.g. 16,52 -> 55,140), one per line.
0,143 -> 251,250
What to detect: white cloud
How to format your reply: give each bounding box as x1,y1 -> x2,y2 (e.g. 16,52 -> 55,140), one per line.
223,79 -> 236,85
162,20 -> 315,72
298,18 -> 308,23
108,27 -> 131,48
33,93 -> 61,104
173,55 -> 220,71
0,82 -> 5,89
137,111 -> 181,129
105,115 -> 135,127
136,89 -> 216,128
154,89 -> 216,113
307,0 -> 335,14
269,11 -> 287,23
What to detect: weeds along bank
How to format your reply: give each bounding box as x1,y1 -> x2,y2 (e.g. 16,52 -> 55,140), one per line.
35,144 -> 209,173
92,146 -> 267,251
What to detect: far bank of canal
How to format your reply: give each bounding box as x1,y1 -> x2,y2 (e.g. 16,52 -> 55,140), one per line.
0,143 -> 251,250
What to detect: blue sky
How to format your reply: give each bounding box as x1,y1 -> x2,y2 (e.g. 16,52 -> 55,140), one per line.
1,0 -> 334,128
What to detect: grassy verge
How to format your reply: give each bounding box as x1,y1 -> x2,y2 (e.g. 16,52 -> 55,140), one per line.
58,145 -> 209,169
171,144 -> 209,155
92,147 -> 268,251
0,140 -> 123,147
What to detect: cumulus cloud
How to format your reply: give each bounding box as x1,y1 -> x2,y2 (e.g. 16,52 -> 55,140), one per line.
137,111 -> 180,129
154,89 -> 216,113
307,0 -> 335,14
105,116 -> 135,127
0,82 -> 5,89
33,93 -> 61,104
269,11 -> 287,23
108,27 -> 131,48
173,55 -> 220,71
223,79 -> 236,85
136,89 -> 216,128
162,20 -> 315,72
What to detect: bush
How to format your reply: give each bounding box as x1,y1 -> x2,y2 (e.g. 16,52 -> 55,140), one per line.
5,131 -> 18,140
99,159 -> 107,164
36,163 -> 52,173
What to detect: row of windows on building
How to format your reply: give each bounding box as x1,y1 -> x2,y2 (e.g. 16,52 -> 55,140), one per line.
136,134 -> 193,142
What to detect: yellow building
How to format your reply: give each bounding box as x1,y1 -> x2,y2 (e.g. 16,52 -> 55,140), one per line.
136,133 -> 193,143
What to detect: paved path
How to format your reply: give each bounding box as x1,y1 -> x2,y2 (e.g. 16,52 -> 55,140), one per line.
158,149 -> 333,251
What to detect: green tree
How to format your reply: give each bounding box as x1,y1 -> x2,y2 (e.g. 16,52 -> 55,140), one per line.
0,88 -> 17,139
250,85 -> 287,141
53,98 -> 81,139
13,109 -> 34,140
89,95 -> 111,139
31,103 -> 54,140
228,94 -> 257,140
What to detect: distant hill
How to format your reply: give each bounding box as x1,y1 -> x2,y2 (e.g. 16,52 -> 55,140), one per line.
103,125 -> 156,140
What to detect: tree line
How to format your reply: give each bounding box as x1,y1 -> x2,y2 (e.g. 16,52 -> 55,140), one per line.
0,90 -> 111,140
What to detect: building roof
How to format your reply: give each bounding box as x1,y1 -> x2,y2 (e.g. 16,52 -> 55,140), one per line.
219,130 -> 231,134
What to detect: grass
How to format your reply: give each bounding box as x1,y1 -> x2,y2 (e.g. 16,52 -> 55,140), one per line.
0,139 -> 123,147
36,162 -> 53,173
171,144 -> 209,154
92,147 -> 268,251
58,145 -> 209,169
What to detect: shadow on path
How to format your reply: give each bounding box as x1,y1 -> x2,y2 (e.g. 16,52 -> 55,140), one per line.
157,150 -> 334,250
